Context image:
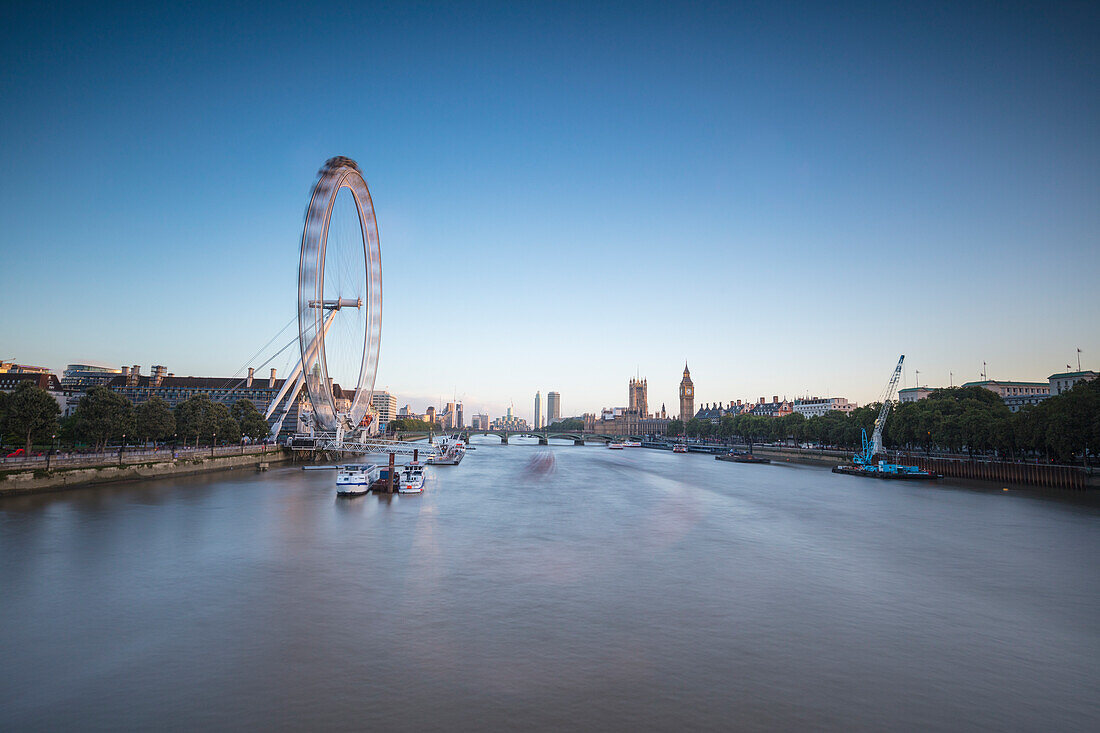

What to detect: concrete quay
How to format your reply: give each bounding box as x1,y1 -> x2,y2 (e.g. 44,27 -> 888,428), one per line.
0,448 -> 293,497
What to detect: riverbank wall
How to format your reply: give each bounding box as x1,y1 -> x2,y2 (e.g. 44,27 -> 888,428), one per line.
749,446 -> 1097,490
0,449 -> 293,497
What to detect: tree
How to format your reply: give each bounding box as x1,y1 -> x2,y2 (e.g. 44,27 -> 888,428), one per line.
231,399 -> 270,441
7,382 -> 60,453
0,390 -> 9,446
388,418 -> 436,434
73,386 -> 135,451
778,412 -> 805,444
666,419 -> 684,437
175,395 -> 218,447
209,402 -> 240,443
136,397 -> 176,447
543,417 -> 584,432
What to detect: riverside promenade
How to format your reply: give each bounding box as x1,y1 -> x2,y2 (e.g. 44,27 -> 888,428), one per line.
742,445 -> 1098,491
0,444 -> 290,496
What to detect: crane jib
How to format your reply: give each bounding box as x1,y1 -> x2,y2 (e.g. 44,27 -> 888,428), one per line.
863,355 -> 905,463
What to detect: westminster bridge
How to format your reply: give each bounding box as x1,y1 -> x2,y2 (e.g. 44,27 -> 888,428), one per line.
397,430 -> 645,446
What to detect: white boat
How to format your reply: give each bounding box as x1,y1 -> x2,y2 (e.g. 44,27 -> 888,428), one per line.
398,461 -> 426,494
427,440 -> 465,465
608,442 -> 625,450
672,444 -> 688,454
336,463 -> 379,496
622,441 -> 641,447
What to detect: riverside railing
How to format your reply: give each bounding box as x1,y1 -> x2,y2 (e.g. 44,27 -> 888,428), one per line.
0,443 -> 277,471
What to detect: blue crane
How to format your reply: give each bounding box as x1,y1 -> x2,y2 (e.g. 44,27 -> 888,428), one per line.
854,355 -> 905,467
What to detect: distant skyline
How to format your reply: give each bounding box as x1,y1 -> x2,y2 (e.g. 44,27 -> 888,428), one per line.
2,2 -> 1097,420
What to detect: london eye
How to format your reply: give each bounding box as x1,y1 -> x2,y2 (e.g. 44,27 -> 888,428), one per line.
261,156 -> 381,436
298,156 -> 382,433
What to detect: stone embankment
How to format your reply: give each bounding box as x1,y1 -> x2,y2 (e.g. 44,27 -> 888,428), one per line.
0,448 -> 292,496
749,446 -> 1097,490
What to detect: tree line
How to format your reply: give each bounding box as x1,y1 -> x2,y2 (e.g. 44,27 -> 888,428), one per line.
0,384 -> 272,453
387,418 -> 437,434
663,381 -> 1100,465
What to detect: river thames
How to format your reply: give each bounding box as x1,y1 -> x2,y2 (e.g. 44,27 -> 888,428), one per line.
2,441 -> 1098,731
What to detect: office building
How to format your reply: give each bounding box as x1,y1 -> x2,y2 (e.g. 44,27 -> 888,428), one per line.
491,406 -> 529,431
546,391 -> 561,423
371,391 -> 398,429
534,391 -> 542,429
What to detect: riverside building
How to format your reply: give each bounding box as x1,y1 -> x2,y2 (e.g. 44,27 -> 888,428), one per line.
749,397 -> 794,417
898,387 -> 935,403
99,364 -> 335,435
793,397 -> 856,418
371,392 -> 397,431
546,391 -> 561,423
694,401 -> 746,424
61,364 -> 123,388
1049,370 -> 1097,395
585,377 -> 670,436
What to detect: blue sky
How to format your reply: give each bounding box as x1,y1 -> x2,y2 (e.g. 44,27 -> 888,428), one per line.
2,1 -> 1097,420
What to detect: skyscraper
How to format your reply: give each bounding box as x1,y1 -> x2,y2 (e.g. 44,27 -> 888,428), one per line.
546,391 -> 561,423
679,364 -> 694,422
534,391 -> 542,428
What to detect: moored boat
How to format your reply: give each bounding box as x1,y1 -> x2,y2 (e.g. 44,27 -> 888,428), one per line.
832,463 -> 940,480
608,442 -> 625,450
336,464 -> 380,496
398,461 -> 426,494
427,440 -> 465,465
672,444 -> 688,453
717,451 -> 770,464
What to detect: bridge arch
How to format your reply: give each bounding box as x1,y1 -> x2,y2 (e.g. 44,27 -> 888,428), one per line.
461,431 -> 631,445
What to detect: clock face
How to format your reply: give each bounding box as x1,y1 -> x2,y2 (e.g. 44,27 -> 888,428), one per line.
686,388 -> 693,397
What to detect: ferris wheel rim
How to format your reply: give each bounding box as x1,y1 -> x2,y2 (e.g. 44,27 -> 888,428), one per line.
296,157 -> 382,433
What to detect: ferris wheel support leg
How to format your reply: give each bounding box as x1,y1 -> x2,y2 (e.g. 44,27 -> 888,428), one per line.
263,309 -> 340,424
269,372 -> 305,437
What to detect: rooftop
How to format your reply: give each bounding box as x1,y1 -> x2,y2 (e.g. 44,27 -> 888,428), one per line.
961,380 -> 1048,388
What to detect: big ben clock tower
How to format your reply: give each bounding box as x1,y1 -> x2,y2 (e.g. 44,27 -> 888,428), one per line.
679,363 -> 694,422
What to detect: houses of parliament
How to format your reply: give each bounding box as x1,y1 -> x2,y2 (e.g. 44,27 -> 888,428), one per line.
583,366 -> 697,436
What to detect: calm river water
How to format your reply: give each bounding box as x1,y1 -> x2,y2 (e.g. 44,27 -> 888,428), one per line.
2,441 -> 1099,731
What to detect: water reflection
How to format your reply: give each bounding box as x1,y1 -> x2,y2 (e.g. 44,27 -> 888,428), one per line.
2,448 -> 1099,731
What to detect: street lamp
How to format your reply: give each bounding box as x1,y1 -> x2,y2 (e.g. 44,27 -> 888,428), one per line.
211,432 -> 216,458
120,434 -> 126,466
